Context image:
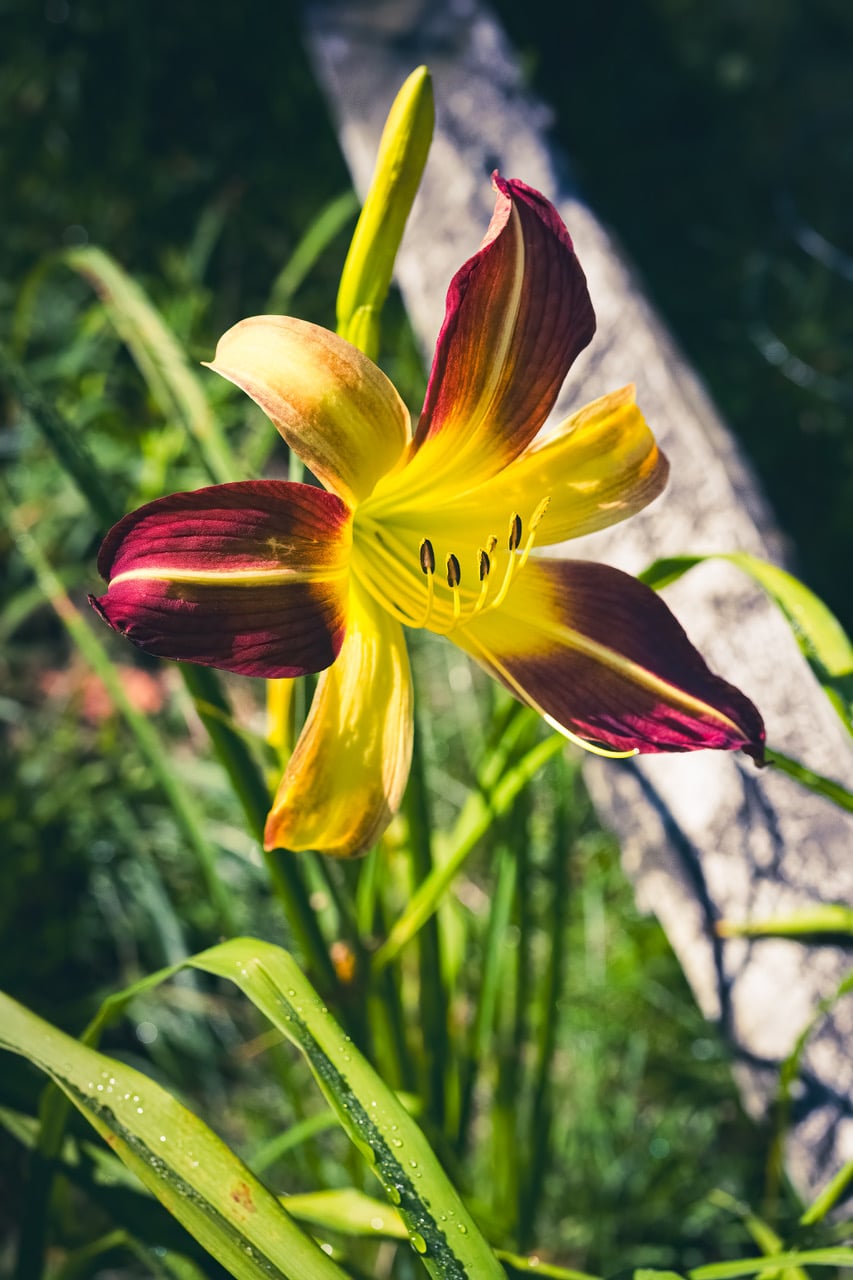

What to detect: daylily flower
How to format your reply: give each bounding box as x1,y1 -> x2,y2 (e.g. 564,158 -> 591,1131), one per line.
91,175 -> 765,858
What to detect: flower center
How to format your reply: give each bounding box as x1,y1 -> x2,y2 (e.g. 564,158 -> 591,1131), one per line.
352,497 -> 550,635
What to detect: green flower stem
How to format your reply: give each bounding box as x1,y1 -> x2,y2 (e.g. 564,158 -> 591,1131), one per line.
402,713 -> 449,1130
456,841 -> 517,1154
374,730 -> 566,970
492,796 -> 531,1228
519,762 -> 573,1247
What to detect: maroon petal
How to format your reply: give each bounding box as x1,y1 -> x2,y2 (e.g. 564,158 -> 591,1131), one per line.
406,174 -> 595,486
91,481 -> 351,678
455,557 -> 766,759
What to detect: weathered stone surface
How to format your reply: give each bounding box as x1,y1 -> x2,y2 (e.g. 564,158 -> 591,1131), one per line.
303,0 -> 853,1200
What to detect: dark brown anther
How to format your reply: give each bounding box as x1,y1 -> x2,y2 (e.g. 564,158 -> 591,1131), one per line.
486,534 -> 498,556
419,538 -> 436,575
508,513 -> 522,551
446,553 -> 461,588
478,548 -> 491,581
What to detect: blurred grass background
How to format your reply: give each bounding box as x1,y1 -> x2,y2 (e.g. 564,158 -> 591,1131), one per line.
2,0 -> 849,1275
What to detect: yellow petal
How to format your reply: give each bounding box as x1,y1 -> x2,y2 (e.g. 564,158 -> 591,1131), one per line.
488,385 -> 669,543
206,316 -> 410,506
264,579 -> 413,858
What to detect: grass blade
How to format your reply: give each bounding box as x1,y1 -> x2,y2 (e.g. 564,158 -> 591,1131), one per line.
689,1251 -> 853,1279
0,991 -> 349,1280
191,937 -> 505,1279
64,245 -> 236,485
267,190 -> 359,313
762,747 -> 853,813
639,553 -> 853,737
0,482 -> 236,936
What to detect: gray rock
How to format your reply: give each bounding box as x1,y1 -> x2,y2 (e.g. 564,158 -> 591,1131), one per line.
303,0 -> 853,1204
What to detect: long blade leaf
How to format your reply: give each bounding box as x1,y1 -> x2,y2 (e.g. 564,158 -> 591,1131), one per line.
191,937 -> 505,1279
0,991 -> 349,1280
639,552 -> 853,736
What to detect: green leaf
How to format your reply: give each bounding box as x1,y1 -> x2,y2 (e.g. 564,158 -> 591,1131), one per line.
639,553 -> 853,736
762,748 -> 853,814
191,938 -> 505,1279
268,190 -> 359,314
495,1252 -> 602,1279
282,1188 -> 408,1239
0,992 -> 349,1280
718,904 -> 853,938
800,1160 -> 853,1226
64,244 -> 236,484
689,1250 -> 853,1279
634,1271 -> 687,1280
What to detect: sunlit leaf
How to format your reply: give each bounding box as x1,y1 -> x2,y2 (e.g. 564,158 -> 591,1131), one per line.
640,552 -> 853,736
0,991 -> 349,1280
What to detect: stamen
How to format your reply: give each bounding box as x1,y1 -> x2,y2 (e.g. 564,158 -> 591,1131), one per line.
517,495 -> 551,570
508,512 -> 522,551
446,553 -> 462,623
478,548 -> 491,581
419,538 -> 436,575
419,537 -> 436,628
486,535 -> 498,556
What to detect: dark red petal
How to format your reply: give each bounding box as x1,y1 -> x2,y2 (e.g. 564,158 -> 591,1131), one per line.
410,175 -> 595,478
457,558 -> 766,759
92,481 -> 351,679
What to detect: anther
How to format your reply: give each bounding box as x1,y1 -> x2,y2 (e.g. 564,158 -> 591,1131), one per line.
419,538 -> 436,575
478,548 -> 491,581
508,513 -> 523,551
517,496 -> 551,571
486,535 -> 498,556
446,553 -> 462,624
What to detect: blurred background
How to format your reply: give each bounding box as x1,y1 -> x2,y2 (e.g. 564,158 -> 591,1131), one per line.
1,0 -> 851,1273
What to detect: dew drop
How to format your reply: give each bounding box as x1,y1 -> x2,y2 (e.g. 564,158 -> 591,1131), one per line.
411,1232 -> 427,1255
457,1223 -> 468,1235
391,1137 -> 403,1148
387,1186 -> 401,1205
370,1216 -> 385,1231
136,1107 -> 144,1114
409,1160 -> 418,1170
528,1255 -> 541,1268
